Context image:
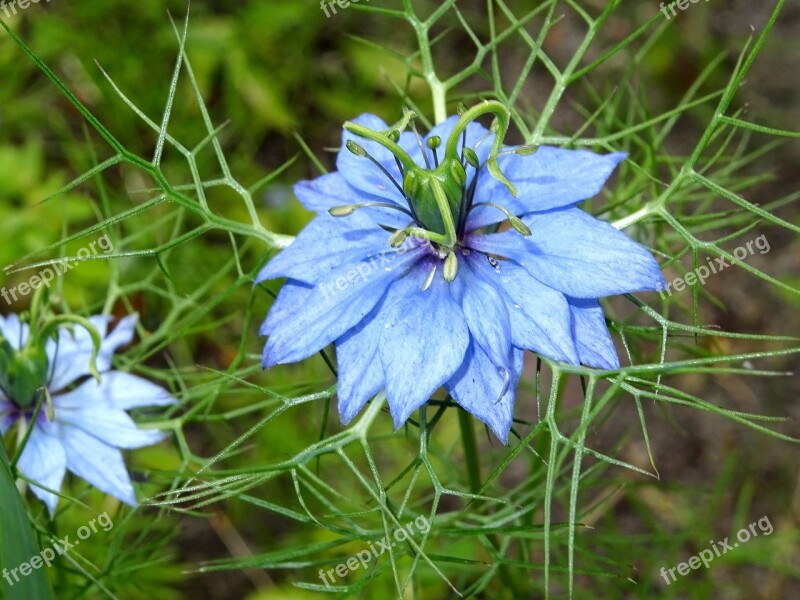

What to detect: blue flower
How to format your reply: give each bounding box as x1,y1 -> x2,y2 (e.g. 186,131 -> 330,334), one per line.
257,105 -> 665,442
0,313 -> 175,515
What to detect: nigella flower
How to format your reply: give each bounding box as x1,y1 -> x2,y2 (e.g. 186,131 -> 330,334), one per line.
257,102 -> 665,442
0,312 -> 174,515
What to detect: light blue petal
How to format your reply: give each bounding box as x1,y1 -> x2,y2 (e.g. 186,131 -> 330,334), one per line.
262,245 -> 427,368
447,343 -> 524,443
335,295 -> 391,425
379,263 -> 470,428
294,172 -> 366,212
568,298 -> 620,369
293,172 -> 409,229
469,207 -> 666,298
46,313 -> 138,391
17,423 -> 67,517
53,371 -> 176,411
55,404 -> 166,449
451,259 -> 512,368
465,254 -> 579,363
337,113 -> 422,204
0,313 -> 29,350
468,148 -> 626,229
52,376 -> 171,450
57,424 -> 137,506
255,214 -> 389,284
259,281 -> 314,337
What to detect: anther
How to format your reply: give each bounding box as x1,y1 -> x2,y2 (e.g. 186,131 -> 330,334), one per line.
389,228 -> 409,248
422,264 -> 437,291
443,251 -> 459,282
514,145 -> 538,156
463,147 -> 480,169
493,368 -> 511,404
346,140 -> 367,156
470,202 -> 532,236
427,136 -> 442,168
329,202 -> 415,219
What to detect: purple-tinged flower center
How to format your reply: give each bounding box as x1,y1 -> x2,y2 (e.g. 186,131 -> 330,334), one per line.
332,102 -> 536,282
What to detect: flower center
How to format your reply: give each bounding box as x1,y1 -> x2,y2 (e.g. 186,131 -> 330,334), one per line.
331,101 -> 535,282
0,290 -> 104,409
0,339 -> 49,409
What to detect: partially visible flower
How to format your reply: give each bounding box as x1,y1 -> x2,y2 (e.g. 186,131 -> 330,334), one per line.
257,103 -> 665,442
0,313 -> 174,515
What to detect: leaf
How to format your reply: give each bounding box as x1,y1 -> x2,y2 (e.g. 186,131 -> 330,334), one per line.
0,442 -> 55,600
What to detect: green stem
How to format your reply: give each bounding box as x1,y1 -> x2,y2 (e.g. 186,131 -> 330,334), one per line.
458,407 -> 481,494
404,0 -> 448,123
430,80 -> 447,125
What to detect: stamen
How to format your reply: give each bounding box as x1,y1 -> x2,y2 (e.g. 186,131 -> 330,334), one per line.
329,201 -> 415,219
443,251 -> 459,282
463,148 -> 480,169
376,223 -> 401,233
389,228 -> 409,248
456,159 -> 482,238
473,130 -> 494,152
493,368 -> 511,404
422,263 -> 437,291
345,140 -> 409,201
394,156 -> 406,177
387,130 -> 407,176
497,145 -> 538,158
44,386 -> 55,421
409,120 -> 432,170
427,136 -> 442,168
469,202 -> 532,236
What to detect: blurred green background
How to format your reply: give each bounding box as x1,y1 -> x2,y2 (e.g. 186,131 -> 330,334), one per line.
0,0 -> 798,598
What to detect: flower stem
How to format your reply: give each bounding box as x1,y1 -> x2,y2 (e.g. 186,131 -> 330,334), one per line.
457,407 -> 481,494
612,203 -> 658,230
404,0 -> 448,123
